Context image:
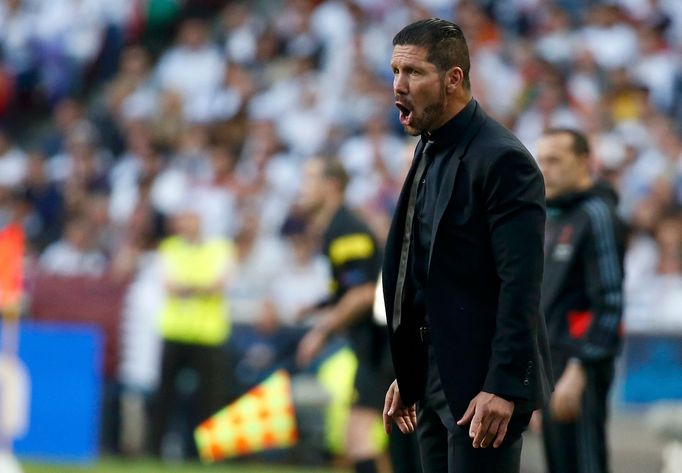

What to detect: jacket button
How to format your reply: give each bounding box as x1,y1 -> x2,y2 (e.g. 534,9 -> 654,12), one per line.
523,379 -> 529,386
528,361 -> 534,368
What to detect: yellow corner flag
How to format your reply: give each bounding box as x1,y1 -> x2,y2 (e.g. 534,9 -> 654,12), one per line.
194,369 -> 298,462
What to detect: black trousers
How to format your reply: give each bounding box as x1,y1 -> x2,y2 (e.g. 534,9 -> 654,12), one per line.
542,359 -> 614,473
416,344 -> 527,473
390,421 -> 424,473
151,340 -> 228,457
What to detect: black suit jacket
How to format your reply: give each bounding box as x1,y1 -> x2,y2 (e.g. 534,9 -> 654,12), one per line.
382,101 -> 553,419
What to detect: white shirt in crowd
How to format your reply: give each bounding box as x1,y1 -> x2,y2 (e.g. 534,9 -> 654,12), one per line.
40,240 -> 107,277
0,146 -> 27,187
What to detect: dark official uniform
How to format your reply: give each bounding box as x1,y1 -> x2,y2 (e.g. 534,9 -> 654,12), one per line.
541,182 -> 626,473
322,205 -> 392,409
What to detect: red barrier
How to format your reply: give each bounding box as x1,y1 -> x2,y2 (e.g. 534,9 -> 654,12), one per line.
29,273 -> 128,378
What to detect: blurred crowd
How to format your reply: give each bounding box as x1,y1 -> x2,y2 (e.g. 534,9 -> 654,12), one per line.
1,0 -> 682,460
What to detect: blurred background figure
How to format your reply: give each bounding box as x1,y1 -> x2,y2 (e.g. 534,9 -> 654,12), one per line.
294,157 -> 411,473
151,208 -> 235,460
536,128 -> 626,473
39,216 -> 106,277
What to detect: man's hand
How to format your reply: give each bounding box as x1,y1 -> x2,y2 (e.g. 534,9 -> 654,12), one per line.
529,409 -> 542,434
295,325 -> 329,367
549,360 -> 586,422
457,391 -> 514,448
255,301 -> 280,334
383,379 -> 416,434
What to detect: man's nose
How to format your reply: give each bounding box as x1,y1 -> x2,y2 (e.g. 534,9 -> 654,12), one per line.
393,73 -> 408,95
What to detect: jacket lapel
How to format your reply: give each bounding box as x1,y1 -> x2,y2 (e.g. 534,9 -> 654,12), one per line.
428,104 -> 487,269
382,139 -> 426,318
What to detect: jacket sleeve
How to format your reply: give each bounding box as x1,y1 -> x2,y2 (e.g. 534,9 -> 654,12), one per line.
480,149 -> 547,401
576,199 -> 624,361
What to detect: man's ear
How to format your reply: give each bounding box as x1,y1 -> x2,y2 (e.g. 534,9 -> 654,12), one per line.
446,66 -> 464,93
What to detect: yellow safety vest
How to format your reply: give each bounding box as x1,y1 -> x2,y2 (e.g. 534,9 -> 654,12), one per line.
159,236 -> 234,346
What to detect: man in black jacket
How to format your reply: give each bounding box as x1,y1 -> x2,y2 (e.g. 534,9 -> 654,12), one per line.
381,19 -> 552,472
536,128 -> 625,473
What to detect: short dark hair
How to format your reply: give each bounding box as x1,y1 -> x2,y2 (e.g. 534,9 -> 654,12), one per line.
321,157 -> 349,193
544,128 -> 590,157
393,18 -> 471,90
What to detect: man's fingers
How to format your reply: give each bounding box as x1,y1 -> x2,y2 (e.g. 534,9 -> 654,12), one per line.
394,412 -> 411,434
481,418 -> 501,448
383,384 -> 394,417
388,386 -> 401,416
468,406 -> 483,440
457,399 -> 476,426
383,413 -> 392,434
493,419 -> 509,448
400,413 -> 415,433
471,412 -> 492,448
383,384 -> 395,434
403,409 -> 417,432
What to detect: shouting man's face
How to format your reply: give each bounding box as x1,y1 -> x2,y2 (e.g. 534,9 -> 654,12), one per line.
391,45 -> 447,136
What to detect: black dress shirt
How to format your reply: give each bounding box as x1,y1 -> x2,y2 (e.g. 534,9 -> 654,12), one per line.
408,99 -> 477,319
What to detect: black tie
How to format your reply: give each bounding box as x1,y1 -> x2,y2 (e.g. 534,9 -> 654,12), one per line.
392,140 -> 434,332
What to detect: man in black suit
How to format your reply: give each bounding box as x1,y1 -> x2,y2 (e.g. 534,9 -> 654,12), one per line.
381,19 -> 553,472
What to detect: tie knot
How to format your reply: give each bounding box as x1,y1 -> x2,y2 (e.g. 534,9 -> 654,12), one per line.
422,140 -> 436,158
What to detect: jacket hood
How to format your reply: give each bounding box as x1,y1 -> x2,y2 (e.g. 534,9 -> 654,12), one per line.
546,180 -> 619,210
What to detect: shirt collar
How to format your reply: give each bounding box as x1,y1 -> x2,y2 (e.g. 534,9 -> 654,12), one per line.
422,98 -> 477,151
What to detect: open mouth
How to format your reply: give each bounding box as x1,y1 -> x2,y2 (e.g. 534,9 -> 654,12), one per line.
395,102 -> 413,126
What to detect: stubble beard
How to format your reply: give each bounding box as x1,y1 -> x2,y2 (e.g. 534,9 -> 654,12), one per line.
402,84 -> 447,136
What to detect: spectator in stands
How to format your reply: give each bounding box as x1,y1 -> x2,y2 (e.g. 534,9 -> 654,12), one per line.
229,211 -> 288,328
95,46 -> 155,155
109,127 -> 165,226
339,114 -> 405,240
188,144 -> 240,239
41,98 -> 87,157
155,17 -> 225,122
47,121 -> 109,190
626,210 -> 682,332
39,215 -> 107,277
0,126 -> 27,188
218,2 -> 264,66
31,0 -> 106,103
21,150 -> 65,250
263,217 -> 330,331
226,210 -> 290,388
236,119 -> 301,235
0,0 -> 37,99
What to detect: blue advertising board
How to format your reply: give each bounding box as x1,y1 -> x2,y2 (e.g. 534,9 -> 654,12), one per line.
621,333 -> 682,404
4,321 -> 102,463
